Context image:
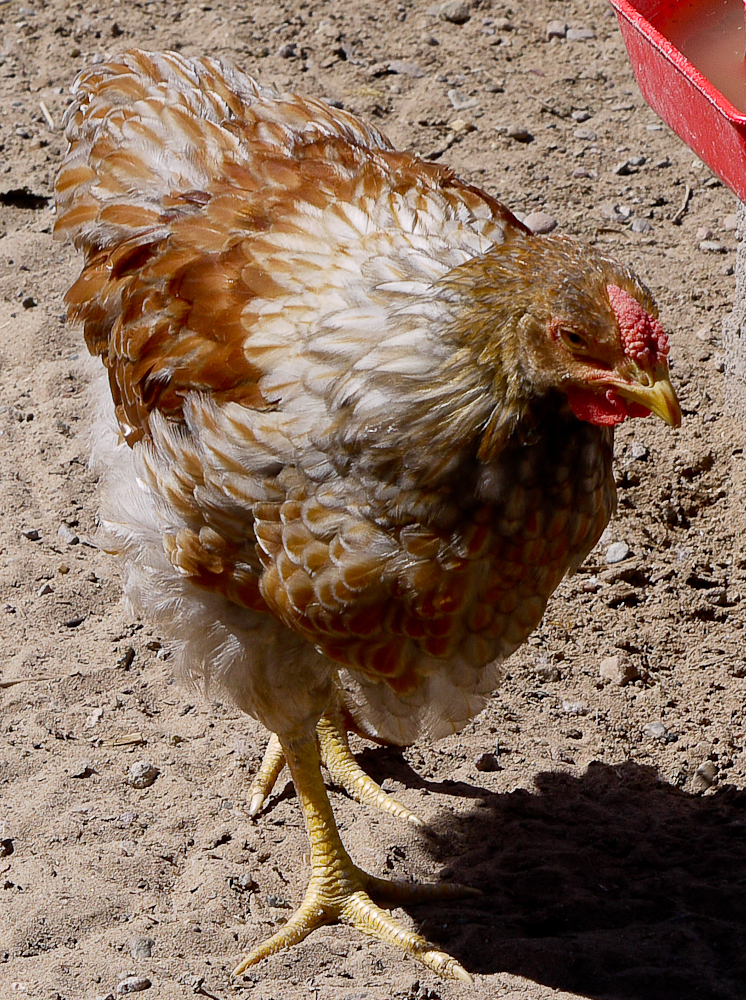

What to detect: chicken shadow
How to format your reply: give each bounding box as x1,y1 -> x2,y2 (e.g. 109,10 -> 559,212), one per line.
360,751 -> 746,1000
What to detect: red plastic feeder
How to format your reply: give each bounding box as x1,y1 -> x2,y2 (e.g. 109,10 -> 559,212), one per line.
609,0 -> 746,202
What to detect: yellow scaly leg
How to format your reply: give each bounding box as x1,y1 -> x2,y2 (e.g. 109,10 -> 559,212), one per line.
233,728 -> 477,982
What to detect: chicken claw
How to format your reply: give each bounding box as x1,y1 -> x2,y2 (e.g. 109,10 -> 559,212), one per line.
234,730 -> 477,982
247,733 -> 285,818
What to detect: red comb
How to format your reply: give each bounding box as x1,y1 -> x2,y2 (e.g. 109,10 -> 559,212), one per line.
607,284 -> 669,364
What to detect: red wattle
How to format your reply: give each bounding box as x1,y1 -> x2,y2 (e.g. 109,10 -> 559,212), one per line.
567,386 -> 650,426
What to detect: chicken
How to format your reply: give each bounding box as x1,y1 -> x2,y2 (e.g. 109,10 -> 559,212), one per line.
54,49 -> 681,982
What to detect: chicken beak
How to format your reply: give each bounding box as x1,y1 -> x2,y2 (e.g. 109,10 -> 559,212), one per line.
615,367 -> 682,427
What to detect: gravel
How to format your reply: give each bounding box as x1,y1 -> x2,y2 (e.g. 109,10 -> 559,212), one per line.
523,211 -> 558,234
566,27 -> 595,41
643,721 -> 667,740
448,89 -> 478,111
474,752 -> 501,772
127,761 -> 160,789
128,938 -> 155,959
692,760 -> 718,791
605,541 -> 631,564
439,0 -> 471,24
506,124 -> 534,143
116,977 -> 152,995
599,654 -> 639,686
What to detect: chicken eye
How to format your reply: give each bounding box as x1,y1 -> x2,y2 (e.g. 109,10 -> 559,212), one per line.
561,329 -> 589,353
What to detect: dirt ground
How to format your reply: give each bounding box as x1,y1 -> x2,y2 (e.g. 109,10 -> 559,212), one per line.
1,0 -> 746,998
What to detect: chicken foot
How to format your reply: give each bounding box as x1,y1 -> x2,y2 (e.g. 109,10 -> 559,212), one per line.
234,729 -> 477,982
248,708 -> 423,827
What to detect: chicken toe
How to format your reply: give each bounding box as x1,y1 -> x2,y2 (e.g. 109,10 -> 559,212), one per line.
247,733 -> 285,818
317,708 -> 424,827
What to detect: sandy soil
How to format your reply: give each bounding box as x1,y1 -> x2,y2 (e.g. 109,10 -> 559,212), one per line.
1,1 -> 745,998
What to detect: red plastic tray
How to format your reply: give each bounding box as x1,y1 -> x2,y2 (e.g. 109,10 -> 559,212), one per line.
609,0 -> 746,202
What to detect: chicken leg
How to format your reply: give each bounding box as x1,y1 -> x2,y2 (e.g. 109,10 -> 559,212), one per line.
248,707 -> 423,827
234,727 -> 476,981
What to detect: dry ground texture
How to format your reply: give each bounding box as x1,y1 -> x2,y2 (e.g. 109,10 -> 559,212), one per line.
1,1 -> 746,998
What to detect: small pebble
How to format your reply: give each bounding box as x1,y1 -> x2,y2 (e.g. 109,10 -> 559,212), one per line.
699,240 -> 726,253
506,124 -> 534,143
475,752 -> 501,772
58,524 -> 80,545
233,872 -> 257,892
573,127 -> 597,141
571,109 -> 592,122
266,894 -> 291,908
129,937 -> 155,959
696,227 -> 714,240
86,706 -> 104,728
572,167 -> 598,180
566,27 -> 595,41
643,721 -> 667,740
22,528 -> 40,541
439,0 -> 471,24
605,541 -> 630,564
387,60 -> 426,78
524,211 -> 557,234
601,203 -> 632,223
692,760 -> 718,792
562,700 -> 588,716
629,442 -> 649,460
128,761 -> 159,789
723,213 -> 738,231
448,118 -> 475,133
447,89 -> 478,111
276,42 -> 297,58
631,217 -> 652,234
37,582 -> 54,597
599,654 -> 639,686
117,647 -> 136,670
535,661 -> 561,681
117,977 -> 151,995
0,838 -> 14,857
546,19 -> 567,39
